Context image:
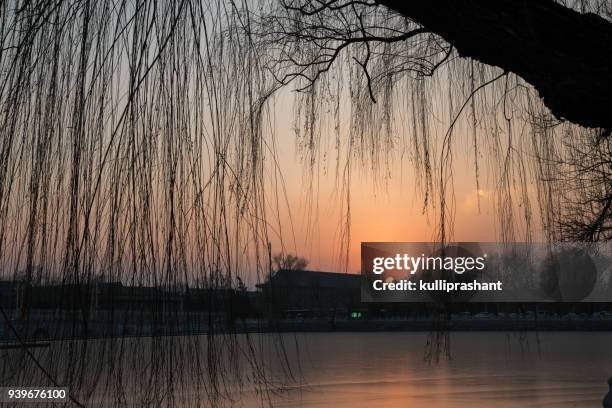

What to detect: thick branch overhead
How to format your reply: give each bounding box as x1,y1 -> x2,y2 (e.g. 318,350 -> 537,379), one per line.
376,0 -> 612,132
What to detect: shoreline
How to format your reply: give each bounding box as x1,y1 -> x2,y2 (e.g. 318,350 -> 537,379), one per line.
4,318 -> 612,344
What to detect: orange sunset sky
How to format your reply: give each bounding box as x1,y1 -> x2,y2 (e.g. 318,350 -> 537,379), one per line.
262,90 -> 537,275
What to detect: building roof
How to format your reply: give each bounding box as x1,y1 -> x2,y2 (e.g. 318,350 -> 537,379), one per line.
266,269 -> 361,290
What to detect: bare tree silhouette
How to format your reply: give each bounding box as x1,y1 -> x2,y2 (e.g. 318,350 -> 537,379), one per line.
252,0 -> 611,243
273,253 -> 309,271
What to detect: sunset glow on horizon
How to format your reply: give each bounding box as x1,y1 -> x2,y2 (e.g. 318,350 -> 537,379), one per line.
266,96 -> 535,275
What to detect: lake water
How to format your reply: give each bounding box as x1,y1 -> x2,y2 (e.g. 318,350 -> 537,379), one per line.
3,332 -> 611,407
237,332 -> 612,408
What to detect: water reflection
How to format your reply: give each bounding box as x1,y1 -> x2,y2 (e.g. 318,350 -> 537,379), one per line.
239,332 -> 611,408
2,332 -> 610,407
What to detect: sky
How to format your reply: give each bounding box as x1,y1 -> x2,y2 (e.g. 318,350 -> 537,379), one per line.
262,89 -> 521,275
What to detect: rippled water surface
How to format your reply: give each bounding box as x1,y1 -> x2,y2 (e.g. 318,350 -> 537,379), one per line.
4,331 -> 611,407
238,332 -> 612,408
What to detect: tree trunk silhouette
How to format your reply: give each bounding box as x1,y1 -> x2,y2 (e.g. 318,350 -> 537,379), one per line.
377,0 -> 612,132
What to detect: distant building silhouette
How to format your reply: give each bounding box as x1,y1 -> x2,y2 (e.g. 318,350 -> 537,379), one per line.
257,269 -> 362,318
